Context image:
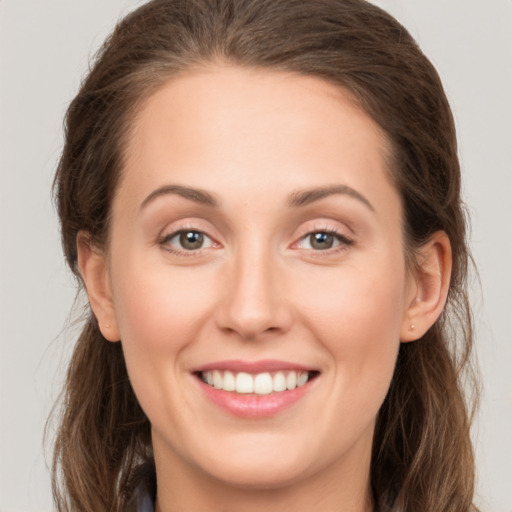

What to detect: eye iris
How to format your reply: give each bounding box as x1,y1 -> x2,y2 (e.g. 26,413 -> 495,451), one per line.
179,231 -> 204,250
310,232 -> 334,250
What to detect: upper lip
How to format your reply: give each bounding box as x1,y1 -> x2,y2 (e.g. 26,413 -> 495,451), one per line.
192,359 -> 317,374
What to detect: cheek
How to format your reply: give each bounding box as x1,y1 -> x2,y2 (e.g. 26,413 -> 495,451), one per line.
296,263 -> 405,402
299,265 -> 406,341
109,256 -> 219,423
110,256 -> 216,359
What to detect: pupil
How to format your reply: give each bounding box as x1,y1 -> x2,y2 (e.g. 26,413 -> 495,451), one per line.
180,231 -> 204,250
311,232 -> 333,250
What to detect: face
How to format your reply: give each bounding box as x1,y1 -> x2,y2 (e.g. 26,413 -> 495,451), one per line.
98,67 -> 417,492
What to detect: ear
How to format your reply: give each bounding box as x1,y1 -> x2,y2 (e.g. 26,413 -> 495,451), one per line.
400,231 -> 452,342
76,231 -> 120,342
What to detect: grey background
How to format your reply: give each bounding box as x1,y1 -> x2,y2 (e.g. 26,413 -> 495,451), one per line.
1,1 -> 510,511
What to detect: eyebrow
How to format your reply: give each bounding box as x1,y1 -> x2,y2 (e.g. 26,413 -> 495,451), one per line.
287,185 -> 375,211
140,184 -> 220,210
139,183 -> 374,213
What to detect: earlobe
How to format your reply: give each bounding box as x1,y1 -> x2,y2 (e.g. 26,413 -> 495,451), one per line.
76,231 -> 121,342
400,231 -> 452,342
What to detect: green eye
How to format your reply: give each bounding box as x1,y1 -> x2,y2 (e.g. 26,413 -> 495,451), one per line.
309,232 -> 335,250
179,231 -> 205,250
162,230 -> 215,252
297,230 -> 353,252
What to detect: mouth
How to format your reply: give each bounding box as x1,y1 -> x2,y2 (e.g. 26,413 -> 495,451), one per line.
192,360 -> 320,417
196,369 -> 320,395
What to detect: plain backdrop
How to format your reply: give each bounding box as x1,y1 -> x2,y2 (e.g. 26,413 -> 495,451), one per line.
1,1 -> 511,511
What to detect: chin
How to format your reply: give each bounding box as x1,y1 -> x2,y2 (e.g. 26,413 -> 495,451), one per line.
207,459 -> 310,490
192,434 -> 319,490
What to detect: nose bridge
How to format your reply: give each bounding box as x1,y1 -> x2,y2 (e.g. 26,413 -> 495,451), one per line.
218,238 -> 288,339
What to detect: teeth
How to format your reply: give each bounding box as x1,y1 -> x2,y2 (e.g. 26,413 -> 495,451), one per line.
212,370 -> 223,389
286,371 -> 297,390
235,372 -> 254,393
201,370 -> 311,395
273,371 -> 287,392
297,371 -> 308,387
223,371 -> 236,391
254,373 -> 273,395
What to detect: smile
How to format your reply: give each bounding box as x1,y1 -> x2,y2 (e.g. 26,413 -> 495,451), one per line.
199,370 -> 314,395
193,362 -> 320,417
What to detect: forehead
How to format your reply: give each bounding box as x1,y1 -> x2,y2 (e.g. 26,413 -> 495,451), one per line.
117,66 -> 398,217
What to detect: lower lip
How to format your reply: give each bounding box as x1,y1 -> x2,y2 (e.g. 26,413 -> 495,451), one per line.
197,377 -> 315,418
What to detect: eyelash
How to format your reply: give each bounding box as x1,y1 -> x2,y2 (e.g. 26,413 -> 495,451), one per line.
294,228 -> 354,254
158,228 -> 218,256
157,226 -> 354,256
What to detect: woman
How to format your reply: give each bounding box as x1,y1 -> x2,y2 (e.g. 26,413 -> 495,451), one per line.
52,0 -> 478,510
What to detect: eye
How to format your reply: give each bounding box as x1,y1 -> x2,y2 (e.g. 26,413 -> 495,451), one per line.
297,230 -> 353,251
161,230 -> 216,252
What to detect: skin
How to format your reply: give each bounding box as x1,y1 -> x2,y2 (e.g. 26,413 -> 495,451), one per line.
78,66 -> 451,512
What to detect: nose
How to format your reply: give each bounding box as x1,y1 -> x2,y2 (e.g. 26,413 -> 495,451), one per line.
215,244 -> 292,340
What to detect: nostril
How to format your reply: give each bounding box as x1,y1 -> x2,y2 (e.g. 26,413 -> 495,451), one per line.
214,269 -> 294,339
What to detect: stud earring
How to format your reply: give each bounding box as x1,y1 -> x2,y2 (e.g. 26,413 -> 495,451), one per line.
409,324 -> 415,331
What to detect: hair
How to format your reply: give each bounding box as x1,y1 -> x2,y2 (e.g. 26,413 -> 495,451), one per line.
52,0 -> 478,510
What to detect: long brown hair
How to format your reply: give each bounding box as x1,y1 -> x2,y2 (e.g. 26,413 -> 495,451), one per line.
52,1 -> 478,510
